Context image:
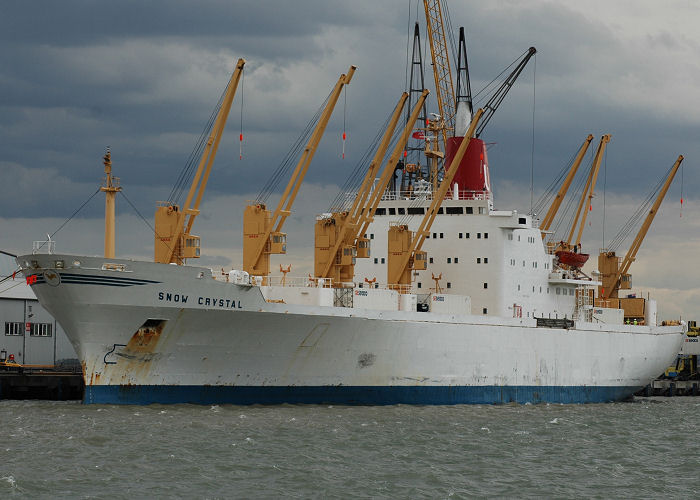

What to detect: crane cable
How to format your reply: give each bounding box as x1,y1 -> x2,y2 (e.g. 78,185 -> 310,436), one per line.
167,83 -> 227,206
255,89 -> 332,204
606,160 -> 677,252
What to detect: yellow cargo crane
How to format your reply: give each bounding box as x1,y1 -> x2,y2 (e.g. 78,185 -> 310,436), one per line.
559,134 -> 611,254
314,90 -> 430,285
387,108 -> 483,291
540,134 -> 594,240
599,155 -> 684,300
154,58 -> 246,264
243,66 -> 356,279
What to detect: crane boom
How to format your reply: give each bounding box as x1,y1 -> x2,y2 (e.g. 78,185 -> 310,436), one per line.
475,47 -> 536,138
243,66 -> 356,278
356,91 -> 431,240
540,134 -> 594,237
315,93 -> 409,280
154,58 -> 246,265
601,155 -> 684,299
387,108 -> 484,288
566,134 -> 610,248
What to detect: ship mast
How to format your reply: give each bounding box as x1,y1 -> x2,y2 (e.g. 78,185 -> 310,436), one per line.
101,148 -> 121,258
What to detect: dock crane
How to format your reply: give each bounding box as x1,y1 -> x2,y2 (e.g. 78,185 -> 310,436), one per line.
243,66 -> 356,280
387,108 -> 484,290
314,90 -> 430,285
554,134 -> 610,269
154,58 -> 246,265
598,155 -> 684,300
540,134 -> 594,239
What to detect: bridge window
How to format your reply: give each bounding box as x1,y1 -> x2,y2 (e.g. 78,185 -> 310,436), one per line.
375,208 -> 386,216
447,282 -> 452,289
466,207 -> 474,214
389,208 -> 396,215
398,208 -> 406,215
408,207 -> 425,215
446,207 -> 463,215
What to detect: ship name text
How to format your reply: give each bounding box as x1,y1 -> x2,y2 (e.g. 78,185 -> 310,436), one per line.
157,291 -> 242,309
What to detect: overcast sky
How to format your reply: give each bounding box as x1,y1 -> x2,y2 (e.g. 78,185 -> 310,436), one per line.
1,0 -> 699,319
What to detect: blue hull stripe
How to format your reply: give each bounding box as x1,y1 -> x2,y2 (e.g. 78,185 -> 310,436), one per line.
84,385 -> 641,405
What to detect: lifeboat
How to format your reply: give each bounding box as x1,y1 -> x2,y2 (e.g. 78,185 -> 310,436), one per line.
556,250 -> 589,268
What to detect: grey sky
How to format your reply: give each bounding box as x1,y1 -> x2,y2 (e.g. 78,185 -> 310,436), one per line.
1,0 -> 698,318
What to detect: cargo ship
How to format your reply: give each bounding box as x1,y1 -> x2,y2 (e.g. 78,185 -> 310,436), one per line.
15,20 -> 686,404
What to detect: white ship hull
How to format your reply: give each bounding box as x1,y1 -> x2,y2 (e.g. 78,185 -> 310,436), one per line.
18,253 -> 683,405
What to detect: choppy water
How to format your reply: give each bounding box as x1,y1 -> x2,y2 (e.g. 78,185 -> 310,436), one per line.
1,397 -> 699,498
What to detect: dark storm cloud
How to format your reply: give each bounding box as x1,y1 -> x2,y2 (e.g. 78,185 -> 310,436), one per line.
0,0 -> 698,221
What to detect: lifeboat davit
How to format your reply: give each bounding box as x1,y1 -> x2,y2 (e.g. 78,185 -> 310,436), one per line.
556,250 -> 589,268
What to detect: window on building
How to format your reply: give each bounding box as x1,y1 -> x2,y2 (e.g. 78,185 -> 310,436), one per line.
477,233 -> 482,239
483,283 -> 488,289
465,233 -> 470,239
479,207 -> 486,214
370,233 -> 374,239
408,207 -> 425,215
519,217 -> 526,224
447,282 -> 452,289
381,258 -> 385,264
429,257 -> 434,264
477,258 -> 481,264
446,207 -> 464,215
4,322 -> 23,336
454,257 -> 459,264
556,288 -> 561,295
29,323 -> 52,337
417,282 -> 422,289
437,207 -> 443,214
375,208 -> 386,216
484,258 -> 488,264
483,308 -> 488,314
373,258 -> 378,264
447,258 -> 452,264
389,207 -> 396,215
440,233 -> 444,239
466,207 -> 473,214
433,232 -> 437,239
459,233 -> 463,239
398,207 -> 405,215
484,233 -> 488,239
